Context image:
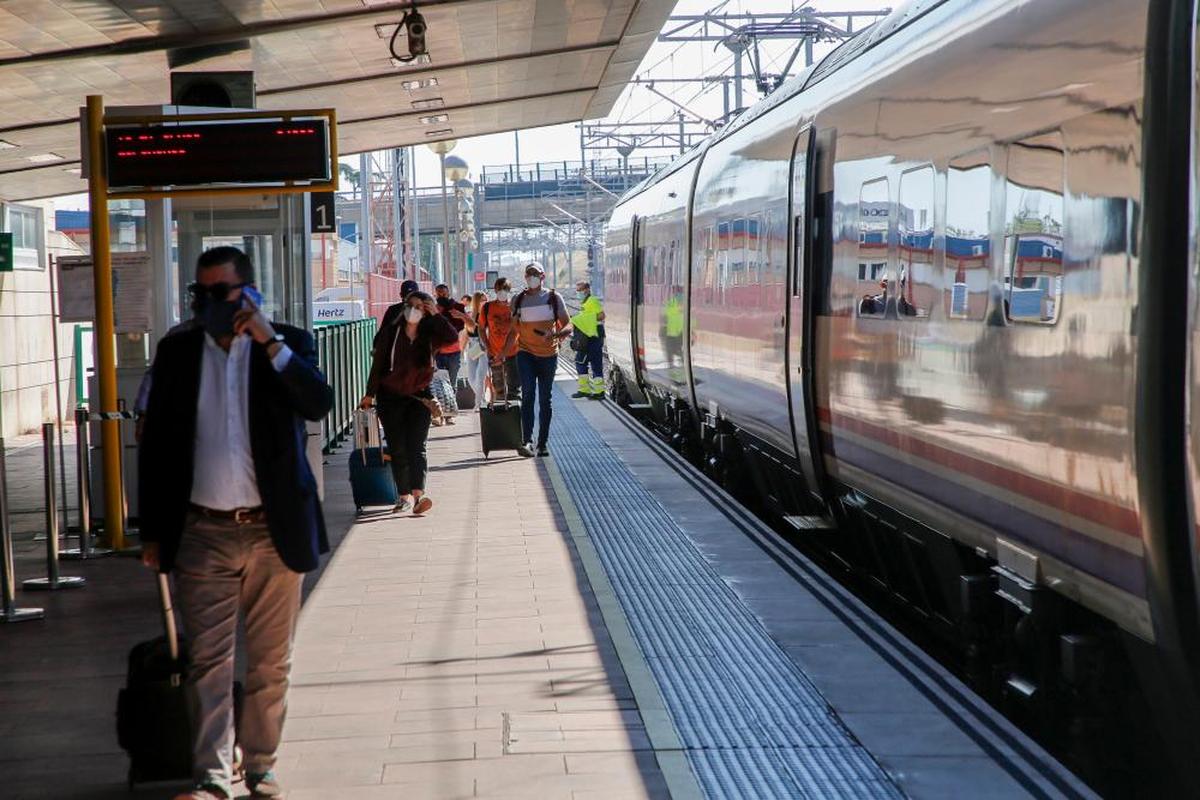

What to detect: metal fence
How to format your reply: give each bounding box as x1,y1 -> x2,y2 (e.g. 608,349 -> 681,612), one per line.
315,319 -> 376,453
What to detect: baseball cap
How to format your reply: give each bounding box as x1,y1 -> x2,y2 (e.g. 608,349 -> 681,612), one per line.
400,279 -> 419,297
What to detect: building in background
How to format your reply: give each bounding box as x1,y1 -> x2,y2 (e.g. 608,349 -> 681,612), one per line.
0,198 -> 85,439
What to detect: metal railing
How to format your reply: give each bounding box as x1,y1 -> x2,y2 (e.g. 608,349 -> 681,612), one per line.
315,319 -> 376,453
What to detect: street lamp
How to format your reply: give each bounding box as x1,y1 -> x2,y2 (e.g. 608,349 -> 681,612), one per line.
454,177 -> 476,293
441,156 -> 469,293
426,140 -> 458,287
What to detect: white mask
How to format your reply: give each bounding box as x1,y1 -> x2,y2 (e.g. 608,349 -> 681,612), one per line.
526,276 -> 542,290
404,307 -> 423,324
496,290 -> 510,302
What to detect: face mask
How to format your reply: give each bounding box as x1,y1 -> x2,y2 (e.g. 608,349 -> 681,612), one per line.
526,276 -> 542,290
405,307 -> 424,324
199,299 -> 238,340
496,290 -> 510,302
576,290 -> 587,300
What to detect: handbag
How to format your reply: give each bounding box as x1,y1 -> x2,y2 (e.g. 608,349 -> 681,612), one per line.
466,336 -> 485,361
570,328 -> 589,353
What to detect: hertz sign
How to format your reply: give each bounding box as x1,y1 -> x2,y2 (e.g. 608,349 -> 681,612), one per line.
104,115 -> 333,191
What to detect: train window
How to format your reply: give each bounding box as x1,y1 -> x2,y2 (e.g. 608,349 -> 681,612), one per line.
858,178 -> 890,317
717,220 -> 730,301
1004,131 -> 1065,325
944,151 -> 991,320
898,166 -> 936,319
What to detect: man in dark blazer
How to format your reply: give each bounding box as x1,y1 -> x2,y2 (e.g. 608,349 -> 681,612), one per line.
139,246 -> 333,800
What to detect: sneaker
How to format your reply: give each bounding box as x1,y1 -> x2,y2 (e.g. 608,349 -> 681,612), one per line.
413,496 -> 433,515
536,443 -> 550,457
445,416 -> 456,425
588,391 -> 606,400
246,771 -> 284,798
571,390 -> 590,399
393,498 -> 412,513
517,442 -> 535,458
174,785 -> 229,800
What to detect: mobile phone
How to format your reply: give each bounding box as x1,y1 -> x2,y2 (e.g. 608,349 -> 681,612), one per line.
242,285 -> 264,308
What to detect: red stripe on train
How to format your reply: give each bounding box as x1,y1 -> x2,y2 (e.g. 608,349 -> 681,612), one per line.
816,406 -> 1141,540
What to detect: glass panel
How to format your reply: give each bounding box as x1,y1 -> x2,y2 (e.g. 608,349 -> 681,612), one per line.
898,166 -> 936,318
10,206 -> 38,249
858,178 -> 890,317
944,151 -> 992,319
1004,132 -> 1065,324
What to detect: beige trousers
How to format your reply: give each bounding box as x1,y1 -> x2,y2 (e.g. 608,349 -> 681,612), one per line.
174,512 -> 303,793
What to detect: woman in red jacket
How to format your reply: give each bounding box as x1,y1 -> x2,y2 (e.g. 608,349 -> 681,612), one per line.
361,291 -> 458,515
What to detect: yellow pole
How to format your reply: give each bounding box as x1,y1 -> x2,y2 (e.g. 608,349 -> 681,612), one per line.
85,95 -> 125,551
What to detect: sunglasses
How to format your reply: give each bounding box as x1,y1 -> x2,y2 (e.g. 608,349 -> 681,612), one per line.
187,281 -> 247,303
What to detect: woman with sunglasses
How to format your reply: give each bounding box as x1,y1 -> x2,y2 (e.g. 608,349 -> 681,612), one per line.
361,291 -> 458,515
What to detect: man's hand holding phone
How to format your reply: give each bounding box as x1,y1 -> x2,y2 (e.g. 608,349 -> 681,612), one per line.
233,286 -> 277,345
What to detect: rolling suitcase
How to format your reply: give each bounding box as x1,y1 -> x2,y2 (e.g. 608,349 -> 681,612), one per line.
456,377 -> 476,410
116,574 -> 243,789
350,408 -> 396,511
479,369 -> 524,457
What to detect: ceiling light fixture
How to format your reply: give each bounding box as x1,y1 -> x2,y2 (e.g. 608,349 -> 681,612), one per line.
400,77 -> 438,91
0,139 -> 17,150
63,167 -> 82,175
425,128 -> 454,137
419,113 -> 449,124
411,97 -> 444,110
26,152 -> 63,163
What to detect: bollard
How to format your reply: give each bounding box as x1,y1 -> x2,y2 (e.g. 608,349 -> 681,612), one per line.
60,408 -> 110,560
23,424 -> 85,591
0,437 -> 44,621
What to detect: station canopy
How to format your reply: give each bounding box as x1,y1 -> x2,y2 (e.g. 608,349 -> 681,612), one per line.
0,0 -> 674,201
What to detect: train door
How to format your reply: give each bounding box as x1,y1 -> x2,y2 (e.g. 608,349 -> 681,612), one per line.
631,215 -> 648,383
785,127 -> 823,502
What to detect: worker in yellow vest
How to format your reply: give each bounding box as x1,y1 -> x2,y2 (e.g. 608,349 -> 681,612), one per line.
571,280 -> 606,398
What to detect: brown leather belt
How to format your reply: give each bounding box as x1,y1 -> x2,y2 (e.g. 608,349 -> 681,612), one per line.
189,503 -> 266,525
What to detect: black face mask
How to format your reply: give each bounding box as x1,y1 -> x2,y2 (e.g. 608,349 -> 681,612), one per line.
199,298 -> 238,340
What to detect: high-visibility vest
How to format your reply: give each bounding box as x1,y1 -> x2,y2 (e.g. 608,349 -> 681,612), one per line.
572,294 -> 604,338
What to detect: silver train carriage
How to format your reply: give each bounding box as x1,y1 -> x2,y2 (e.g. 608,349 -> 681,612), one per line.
602,0 -> 1200,784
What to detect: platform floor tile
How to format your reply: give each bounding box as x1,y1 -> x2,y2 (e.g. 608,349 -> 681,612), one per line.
549,388 -> 904,800
275,414 -> 669,800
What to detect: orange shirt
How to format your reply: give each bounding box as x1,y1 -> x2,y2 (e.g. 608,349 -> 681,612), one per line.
481,301 -> 518,358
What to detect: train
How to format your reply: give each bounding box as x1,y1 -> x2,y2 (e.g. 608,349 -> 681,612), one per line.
600,0 -> 1200,790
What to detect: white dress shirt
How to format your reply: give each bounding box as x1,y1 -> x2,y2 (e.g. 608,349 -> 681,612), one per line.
190,333 -> 293,511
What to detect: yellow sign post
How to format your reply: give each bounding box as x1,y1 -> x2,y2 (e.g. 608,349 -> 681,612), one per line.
84,94 -> 126,551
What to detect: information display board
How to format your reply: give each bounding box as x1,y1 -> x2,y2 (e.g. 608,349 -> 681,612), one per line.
58,252 -> 152,332
105,118 -> 331,189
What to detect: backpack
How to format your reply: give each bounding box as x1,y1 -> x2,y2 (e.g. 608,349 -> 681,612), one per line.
512,288 -> 561,320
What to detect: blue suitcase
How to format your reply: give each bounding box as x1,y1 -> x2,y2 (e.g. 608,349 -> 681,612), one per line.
349,447 -> 396,511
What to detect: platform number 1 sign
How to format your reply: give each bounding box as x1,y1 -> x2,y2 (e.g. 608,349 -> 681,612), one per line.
310,191 -> 336,234
0,233 -> 12,273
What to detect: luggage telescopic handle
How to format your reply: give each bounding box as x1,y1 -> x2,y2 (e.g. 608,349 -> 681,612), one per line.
157,572 -> 182,686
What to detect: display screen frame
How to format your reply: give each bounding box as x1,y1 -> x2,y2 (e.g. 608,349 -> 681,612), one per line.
101,109 -> 337,199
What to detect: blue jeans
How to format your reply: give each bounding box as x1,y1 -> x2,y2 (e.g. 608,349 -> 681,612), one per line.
435,350 -> 461,385
516,351 -> 557,446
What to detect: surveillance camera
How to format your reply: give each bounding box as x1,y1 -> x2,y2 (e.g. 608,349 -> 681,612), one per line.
406,10 -> 428,56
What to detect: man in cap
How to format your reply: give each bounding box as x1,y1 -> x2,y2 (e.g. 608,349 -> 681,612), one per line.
503,263 -> 571,457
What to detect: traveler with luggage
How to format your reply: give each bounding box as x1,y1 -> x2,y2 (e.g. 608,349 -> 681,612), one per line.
361,290 -> 458,515
138,246 -> 334,800
463,291 -> 490,409
571,280 -> 606,399
504,263 -> 572,457
478,277 -> 520,402
433,283 -> 467,386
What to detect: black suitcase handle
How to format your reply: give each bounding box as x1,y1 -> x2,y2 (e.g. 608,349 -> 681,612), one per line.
157,573 -> 182,686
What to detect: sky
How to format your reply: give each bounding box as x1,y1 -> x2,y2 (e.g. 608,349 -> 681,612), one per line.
57,0 -> 898,209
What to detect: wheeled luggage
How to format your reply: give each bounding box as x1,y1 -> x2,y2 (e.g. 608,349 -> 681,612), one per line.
456,377 -> 476,410
480,402 -> 523,457
116,574 -> 243,789
349,446 -> 396,511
